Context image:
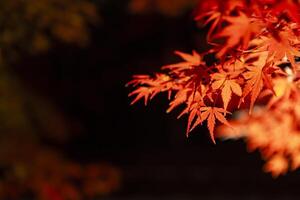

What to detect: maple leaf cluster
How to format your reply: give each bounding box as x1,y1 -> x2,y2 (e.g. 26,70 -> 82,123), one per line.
217,75 -> 300,177
127,0 -> 300,176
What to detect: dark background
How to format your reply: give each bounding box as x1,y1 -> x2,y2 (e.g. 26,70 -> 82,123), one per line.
12,1 -> 300,199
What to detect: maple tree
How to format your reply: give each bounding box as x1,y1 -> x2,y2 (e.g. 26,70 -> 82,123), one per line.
128,0 -> 300,177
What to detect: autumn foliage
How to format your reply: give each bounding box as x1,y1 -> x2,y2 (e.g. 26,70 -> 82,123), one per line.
128,0 -> 300,177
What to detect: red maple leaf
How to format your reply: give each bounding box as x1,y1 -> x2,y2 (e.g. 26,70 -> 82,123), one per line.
190,106 -> 232,144
214,12 -> 263,57
211,72 -> 242,111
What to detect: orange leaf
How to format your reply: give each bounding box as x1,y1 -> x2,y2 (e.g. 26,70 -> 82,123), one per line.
212,73 -> 242,111
190,107 -> 232,144
264,155 -> 288,178
240,53 -> 275,113
215,12 -> 262,57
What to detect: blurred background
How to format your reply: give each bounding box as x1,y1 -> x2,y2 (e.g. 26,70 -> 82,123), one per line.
1,0 -> 300,199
